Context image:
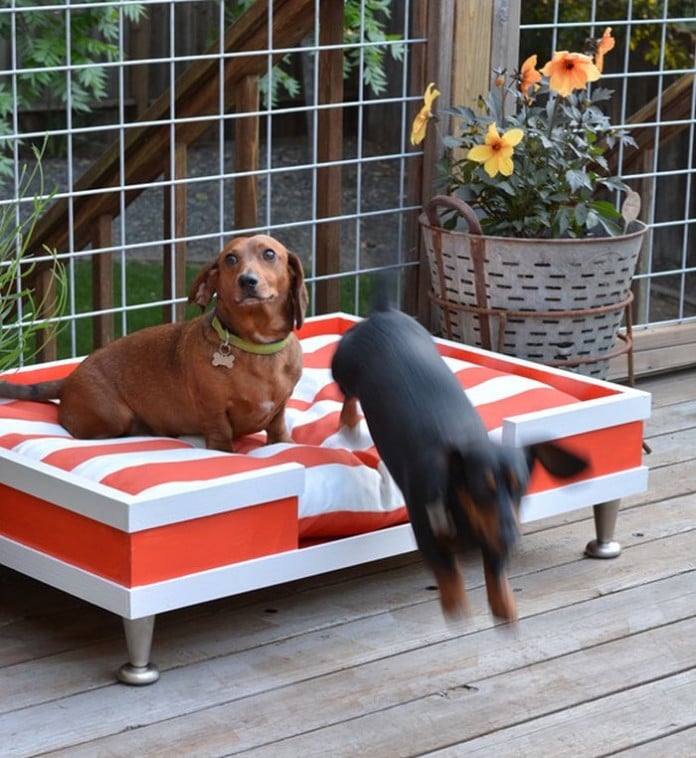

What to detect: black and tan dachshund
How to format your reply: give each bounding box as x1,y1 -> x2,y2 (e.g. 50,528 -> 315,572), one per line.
331,303 -> 587,622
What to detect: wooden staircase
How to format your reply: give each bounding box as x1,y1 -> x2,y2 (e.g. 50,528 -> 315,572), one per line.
29,0 -> 345,359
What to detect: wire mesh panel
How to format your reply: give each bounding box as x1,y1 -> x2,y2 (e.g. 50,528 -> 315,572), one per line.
0,0 -> 423,364
520,2 -> 696,328
0,1 -> 694,369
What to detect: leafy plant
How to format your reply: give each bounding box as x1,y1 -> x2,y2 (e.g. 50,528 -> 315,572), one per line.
414,28 -> 637,238
0,144 -> 67,370
0,1 -> 146,178
521,0 -> 696,70
227,0 -> 405,106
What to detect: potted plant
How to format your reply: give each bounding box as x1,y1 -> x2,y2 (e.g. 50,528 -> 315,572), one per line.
412,28 -> 648,378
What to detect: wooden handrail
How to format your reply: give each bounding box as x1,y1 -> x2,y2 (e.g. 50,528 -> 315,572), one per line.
28,0 -> 316,259
25,0 -> 323,360
606,73 -> 695,174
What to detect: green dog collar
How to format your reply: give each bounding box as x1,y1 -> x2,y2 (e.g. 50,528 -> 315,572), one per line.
211,315 -> 291,355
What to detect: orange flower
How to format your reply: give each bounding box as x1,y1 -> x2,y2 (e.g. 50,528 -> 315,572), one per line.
468,123 -> 524,178
410,82 -> 440,146
540,51 -> 600,97
520,54 -> 542,102
594,27 -> 615,73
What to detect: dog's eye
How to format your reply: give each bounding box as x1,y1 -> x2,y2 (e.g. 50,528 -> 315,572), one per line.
262,248 -> 277,262
225,254 -> 238,265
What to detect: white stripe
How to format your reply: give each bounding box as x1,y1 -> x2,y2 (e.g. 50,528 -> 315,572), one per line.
464,375 -> 553,407
12,434 -> 181,461
0,420 -> 70,438
441,356 -> 480,372
300,334 -> 341,353
291,367 -> 336,404
71,447 -> 229,481
298,460 -> 403,518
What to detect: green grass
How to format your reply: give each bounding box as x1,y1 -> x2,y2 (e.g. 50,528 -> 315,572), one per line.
57,260 -> 200,358
55,261 -> 388,359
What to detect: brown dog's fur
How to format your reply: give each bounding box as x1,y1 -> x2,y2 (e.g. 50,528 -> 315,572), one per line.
0,234 -> 308,452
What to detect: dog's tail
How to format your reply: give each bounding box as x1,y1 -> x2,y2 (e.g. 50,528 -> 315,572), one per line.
0,379 -> 65,402
370,272 -> 395,313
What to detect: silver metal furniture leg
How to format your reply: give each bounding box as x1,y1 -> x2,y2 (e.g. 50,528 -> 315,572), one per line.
117,615 -> 160,685
585,499 -> 622,559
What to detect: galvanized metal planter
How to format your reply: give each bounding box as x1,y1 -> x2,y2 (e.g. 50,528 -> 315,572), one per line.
421,195 -> 649,379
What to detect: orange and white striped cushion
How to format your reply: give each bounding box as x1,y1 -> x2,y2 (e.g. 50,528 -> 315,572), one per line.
0,331 -> 580,539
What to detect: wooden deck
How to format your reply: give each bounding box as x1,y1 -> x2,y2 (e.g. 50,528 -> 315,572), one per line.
1,368 -> 694,757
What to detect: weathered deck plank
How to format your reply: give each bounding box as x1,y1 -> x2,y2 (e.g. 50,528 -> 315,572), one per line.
0,367 -> 694,757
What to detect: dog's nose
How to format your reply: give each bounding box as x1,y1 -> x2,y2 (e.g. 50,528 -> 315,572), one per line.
238,272 -> 259,293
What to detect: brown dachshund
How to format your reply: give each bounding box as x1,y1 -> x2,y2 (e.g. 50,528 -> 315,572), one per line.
0,234 -> 308,452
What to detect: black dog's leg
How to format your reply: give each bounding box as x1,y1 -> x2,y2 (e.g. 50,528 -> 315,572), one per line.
482,552 -> 517,622
415,498 -> 469,620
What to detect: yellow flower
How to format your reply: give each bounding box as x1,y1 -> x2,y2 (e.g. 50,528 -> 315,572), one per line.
468,123 -> 524,178
520,54 -> 542,102
540,51 -> 601,97
410,82 -> 440,146
594,27 -> 615,74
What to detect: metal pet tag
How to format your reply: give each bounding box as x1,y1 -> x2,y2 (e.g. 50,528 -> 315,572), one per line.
212,342 -> 235,368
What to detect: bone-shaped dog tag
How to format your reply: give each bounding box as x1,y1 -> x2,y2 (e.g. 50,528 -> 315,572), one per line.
212,343 -> 235,368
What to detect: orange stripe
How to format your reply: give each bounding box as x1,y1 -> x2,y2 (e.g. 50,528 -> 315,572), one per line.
313,382 -> 344,403
299,506 -> 409,540
301,342 -> 340,368
437,342 -> 619,402
476,387 -> 578,430
99,454 -> 273,494
0,485 -> 130,582
0,401 -> 60,422
528,421 -> 644,492
256,445 -> 371,469
129,497 -> 297,585
453,365 -> 503,386
42,438 -> 193,470
0,482 -> 298,587
297,317 -> 352,339
291,412 -> 344,446
0,433 -> 68,449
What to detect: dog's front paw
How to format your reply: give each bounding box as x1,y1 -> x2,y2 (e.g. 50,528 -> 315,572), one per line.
483,564 -> 518,623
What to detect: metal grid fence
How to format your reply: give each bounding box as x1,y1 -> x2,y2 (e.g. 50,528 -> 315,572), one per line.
1,0 -> 695,367
520,2 -> 696,327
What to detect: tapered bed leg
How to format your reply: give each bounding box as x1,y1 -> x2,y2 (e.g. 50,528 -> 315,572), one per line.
585,499 -> 622,559
117,615 -> 160,685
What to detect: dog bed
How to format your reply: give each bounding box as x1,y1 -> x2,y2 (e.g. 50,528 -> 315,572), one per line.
0,313 -> 650,683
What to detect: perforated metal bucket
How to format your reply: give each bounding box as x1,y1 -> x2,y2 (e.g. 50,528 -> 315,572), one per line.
421,195 -> 648,378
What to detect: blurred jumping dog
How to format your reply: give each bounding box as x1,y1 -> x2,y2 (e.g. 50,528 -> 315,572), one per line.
331,303 -> 586,622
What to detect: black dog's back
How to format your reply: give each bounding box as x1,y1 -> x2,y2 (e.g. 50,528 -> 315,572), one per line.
331,308 -> 487,497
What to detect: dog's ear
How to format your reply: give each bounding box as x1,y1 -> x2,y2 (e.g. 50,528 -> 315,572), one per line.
527,442 -> 588,479
287,252 -> 309,329
188,261 -> 220,310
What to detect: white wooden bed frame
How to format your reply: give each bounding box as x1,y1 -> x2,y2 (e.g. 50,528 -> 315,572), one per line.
0,314 -> 651,684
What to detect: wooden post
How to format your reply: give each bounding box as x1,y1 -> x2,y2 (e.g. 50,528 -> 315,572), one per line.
451,1 -> 520,110
130,13 -> 151,117
163,143 -> 188,323
234,75 -> 260,231
34,267 -> 58,362
412,0 -> 521,324
313,0 -> 343,314
92,214 -> 114,348
410,0 -> 456,323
